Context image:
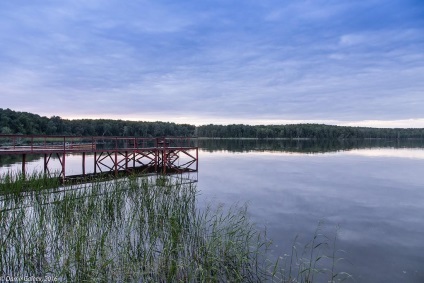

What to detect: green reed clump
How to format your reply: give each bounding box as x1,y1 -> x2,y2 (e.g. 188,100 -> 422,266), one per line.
0,175 -> 267,281
0,171 -> 60,195
0,173 -> 350,282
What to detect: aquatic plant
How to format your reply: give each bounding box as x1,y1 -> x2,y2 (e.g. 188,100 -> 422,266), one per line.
0,171 -> 60,195
0,173 -> 350,282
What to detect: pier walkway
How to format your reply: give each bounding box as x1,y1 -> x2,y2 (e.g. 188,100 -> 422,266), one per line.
0,135 -> 198,182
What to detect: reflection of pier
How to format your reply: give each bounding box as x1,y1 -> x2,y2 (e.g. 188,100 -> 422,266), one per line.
0,135 -> 198,182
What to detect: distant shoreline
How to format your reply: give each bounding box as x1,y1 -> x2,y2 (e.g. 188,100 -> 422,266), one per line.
196,137 -> 424,140
2,108 -> 424,139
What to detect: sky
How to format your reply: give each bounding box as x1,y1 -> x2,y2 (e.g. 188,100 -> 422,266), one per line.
0,0 -> 423,127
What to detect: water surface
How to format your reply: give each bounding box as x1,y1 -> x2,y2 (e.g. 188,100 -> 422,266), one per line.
196,139 -> 424,283
1,139 -> 423,282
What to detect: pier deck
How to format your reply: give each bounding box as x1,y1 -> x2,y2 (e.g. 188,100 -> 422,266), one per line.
0,135 -> 198,182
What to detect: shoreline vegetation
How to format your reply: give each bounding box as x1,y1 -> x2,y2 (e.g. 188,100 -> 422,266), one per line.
197,139 -> 424,155
197,136 -> 424,140
1,108 -> 424,139
0,171 -> 351,282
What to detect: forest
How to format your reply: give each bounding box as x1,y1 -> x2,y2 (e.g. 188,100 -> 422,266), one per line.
0,108 -> 195,137
1,108 -> 424,139
196,123 -> 424,139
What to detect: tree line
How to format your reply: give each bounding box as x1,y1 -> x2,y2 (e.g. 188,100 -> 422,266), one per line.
196,124 -> 424,139
0,108 -> 195,137
1,108 -> 424,139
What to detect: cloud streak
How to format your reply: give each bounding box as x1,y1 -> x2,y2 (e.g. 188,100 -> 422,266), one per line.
0,0 -> 423,127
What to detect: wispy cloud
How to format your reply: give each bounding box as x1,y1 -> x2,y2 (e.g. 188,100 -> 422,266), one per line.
0,0 -> 423,127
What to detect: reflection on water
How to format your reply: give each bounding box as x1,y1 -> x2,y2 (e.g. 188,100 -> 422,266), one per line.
196,139 -> 424,283
1,139 -> 424,282
0,154 -> 40,167
198,138 -> 424,153
346,148 -> 424,159
1,139 -> 424,176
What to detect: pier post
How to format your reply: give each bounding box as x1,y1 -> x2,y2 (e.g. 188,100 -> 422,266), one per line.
94,152 -> 97,174
62,153 -> 66,180
62,136 -> 66,180
133,152 -> 136,168
22,154 -> 26,177
82,152 -> 86,176
43,153 -> 48,175
44,154 -> 47,174
125,151 -> 128,172
162,149 -> 167,174
115,138 -> 118,176
114,151 -> 118,176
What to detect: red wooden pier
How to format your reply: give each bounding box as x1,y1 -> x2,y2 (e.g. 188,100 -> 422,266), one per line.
0,135 -> 198,182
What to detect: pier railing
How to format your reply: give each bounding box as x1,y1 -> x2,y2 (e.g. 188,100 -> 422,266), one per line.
0,135 -> 198,181
0,135 -> 197,154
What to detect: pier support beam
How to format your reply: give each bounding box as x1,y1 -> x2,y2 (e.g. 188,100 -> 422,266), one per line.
22,154 -> 26,177
125,151 -> 128,172
82,152 -> 86,176
94,152 -> 97,174
114,151 -> 118,176
44,154 -> 47,174
61,153 -> 66,181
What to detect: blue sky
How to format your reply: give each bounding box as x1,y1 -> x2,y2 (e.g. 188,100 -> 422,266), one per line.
1,0 -> 423,127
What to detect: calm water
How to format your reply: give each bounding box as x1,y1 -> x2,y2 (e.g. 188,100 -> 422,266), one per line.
196,139 -> 424,283
1,139 -> 424,282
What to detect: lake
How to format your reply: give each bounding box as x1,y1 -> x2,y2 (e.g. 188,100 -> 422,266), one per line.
196,139 -> 424,283
1,139 -> 423,282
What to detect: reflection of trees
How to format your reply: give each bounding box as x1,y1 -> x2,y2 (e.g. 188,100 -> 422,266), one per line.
0,154 -> 40,167
199,139 -> 424,153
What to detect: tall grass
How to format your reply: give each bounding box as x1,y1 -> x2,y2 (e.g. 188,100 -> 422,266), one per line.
0,171 -> 60,195
0,173 -> 351,282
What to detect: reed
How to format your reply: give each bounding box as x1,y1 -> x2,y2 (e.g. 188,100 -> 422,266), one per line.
0,171 -> 60,195
0,173 -> 350,282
